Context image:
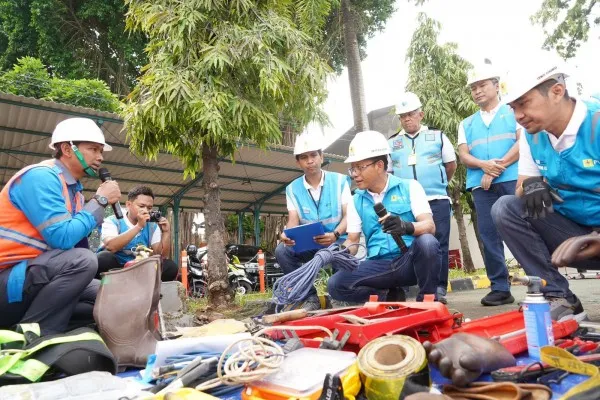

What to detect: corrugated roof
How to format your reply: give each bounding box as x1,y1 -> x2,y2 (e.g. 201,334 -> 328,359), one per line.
0,93 -> 349,215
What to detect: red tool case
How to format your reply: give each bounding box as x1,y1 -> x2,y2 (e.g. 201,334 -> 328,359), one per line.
268,299 -> 578,355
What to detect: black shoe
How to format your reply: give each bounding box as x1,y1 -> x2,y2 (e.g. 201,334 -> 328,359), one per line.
386,287 -> 406,302
481,290 -> 514,306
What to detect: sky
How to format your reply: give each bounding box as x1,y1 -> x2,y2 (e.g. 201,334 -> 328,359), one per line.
312,0 -> 599,148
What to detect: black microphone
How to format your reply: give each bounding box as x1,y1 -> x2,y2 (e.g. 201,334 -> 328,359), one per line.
98,167 -> 123,219
373,202 -> 408,253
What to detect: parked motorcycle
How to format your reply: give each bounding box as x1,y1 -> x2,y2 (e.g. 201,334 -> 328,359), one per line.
185,245 -> 253,297
186,245 -> 207,298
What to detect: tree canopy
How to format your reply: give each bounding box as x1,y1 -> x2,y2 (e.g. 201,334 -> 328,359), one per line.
532,0 -> 599,59
0,56 -> 120,112
122,0 -> 331,175
322,0 -> 396,74
405,12 -> 479,272
0,0 -> 147,95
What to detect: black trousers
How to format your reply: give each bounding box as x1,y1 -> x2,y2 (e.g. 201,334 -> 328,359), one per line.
97,251 -> 179,281
0,248 -> 99,335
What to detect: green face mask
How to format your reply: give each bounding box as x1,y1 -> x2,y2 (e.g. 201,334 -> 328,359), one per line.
71,144 -> 98,178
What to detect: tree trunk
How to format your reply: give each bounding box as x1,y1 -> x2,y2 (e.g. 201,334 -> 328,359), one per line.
341,0 -> 369,132
450,186 -> 476,273
202,143 -> 233,309
466,194 -> 485,259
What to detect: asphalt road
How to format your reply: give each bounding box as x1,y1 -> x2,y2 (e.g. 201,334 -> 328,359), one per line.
439,278 -> 600,322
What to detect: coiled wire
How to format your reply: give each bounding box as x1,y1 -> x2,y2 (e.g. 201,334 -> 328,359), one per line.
272,243 -> 365,307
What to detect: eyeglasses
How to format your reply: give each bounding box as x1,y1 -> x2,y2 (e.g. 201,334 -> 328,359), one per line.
348,162 -> 376,175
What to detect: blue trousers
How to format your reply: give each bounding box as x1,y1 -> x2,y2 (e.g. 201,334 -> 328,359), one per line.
492,195 -> 600,300
327,234 -> 441,302
471,180 -> 516,292
430,199 -> 451,292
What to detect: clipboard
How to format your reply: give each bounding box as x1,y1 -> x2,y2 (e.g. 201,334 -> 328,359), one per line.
284,222 -> 326,253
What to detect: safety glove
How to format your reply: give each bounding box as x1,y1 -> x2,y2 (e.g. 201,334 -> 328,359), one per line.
382,215 -> 415,235
521,176 -> 564,219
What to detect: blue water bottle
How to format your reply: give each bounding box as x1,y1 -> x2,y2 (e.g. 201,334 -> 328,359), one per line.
513,275 -> 554,360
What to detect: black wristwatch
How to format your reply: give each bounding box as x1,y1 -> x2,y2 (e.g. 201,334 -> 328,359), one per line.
93,194 -> 109,208
333,231 -> 341,240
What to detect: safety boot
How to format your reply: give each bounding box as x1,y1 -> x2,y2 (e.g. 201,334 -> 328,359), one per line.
93,256 -> 162,367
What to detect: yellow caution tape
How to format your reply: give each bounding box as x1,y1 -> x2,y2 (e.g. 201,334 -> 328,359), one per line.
357,335 -> 429,400
153,388 -> 219,400
540,346 -> 600,400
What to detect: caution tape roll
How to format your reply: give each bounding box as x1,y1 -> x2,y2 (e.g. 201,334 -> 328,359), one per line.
357,335 -> 430,400
540,346 -> 600,400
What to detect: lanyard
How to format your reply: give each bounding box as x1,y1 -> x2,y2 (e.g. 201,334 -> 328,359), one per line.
307,181 -> 324,220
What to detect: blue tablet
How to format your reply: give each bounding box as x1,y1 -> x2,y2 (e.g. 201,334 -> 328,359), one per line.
284,222 -> 326,253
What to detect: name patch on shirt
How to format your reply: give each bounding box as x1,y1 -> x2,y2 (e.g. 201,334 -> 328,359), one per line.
535,159 -> 548,171
425,133 -> 436,141
390,194 -> 406,202
582,159 -> 600,168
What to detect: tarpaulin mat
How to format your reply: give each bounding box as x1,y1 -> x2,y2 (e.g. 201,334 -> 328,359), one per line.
430,354 -> 591,399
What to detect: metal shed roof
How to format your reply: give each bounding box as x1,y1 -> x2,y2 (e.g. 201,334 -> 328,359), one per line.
0,92 -> 349,215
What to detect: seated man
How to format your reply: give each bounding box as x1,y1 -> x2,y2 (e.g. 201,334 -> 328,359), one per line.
97,186 -> 178,281
492,61 -> 600,320
0,118 -> 120,335
275,133 -> 351,308
327,130 -> 441,304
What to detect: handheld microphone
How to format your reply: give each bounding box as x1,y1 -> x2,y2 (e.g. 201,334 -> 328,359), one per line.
373,202 -> 408,253
98,167 -> 123,219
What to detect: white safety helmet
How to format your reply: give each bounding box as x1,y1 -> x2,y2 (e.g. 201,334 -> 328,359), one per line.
395,92 -> 422,115
50,118 -> 112,151
466,63 -> 500,87
501,61 -> 570,104
293,133 -> 323,155
345,130 -> 390,163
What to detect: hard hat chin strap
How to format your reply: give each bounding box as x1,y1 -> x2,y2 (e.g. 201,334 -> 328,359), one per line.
71,142 -> 98,178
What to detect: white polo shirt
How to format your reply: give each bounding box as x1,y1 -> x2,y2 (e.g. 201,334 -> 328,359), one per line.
101,209 -> 162,245
518,99 -> 588,177
346,175 -> 432,233
286,170 -> 352,212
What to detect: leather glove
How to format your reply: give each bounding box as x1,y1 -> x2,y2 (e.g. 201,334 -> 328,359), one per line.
382,215 -> 415,235
522,177 -> 563,219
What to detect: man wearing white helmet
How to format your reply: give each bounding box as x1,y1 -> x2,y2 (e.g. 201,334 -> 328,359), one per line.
390,92 -> 457,304
457,63 -> 520,307
327,130 -> 441,303
491,63 -> 600,320
0,118 -> 121,335
275,133 -> 351,309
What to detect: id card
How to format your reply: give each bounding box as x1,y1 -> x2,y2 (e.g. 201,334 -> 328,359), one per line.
407,153 -> 417,166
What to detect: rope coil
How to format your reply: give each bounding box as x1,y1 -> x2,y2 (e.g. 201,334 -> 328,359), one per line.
272,243 -> 365,306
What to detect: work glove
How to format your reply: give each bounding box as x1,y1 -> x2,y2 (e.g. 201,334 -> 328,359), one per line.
382,215 -> 415,236
522,176 -> 564,219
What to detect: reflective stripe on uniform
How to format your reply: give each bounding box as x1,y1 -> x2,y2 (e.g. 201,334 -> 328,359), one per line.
468,132 -> 516,151
35,213 -> 71,232
0,227 -> 48,251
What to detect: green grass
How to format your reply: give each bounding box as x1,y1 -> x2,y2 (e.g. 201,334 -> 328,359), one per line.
185,290 -> 273,319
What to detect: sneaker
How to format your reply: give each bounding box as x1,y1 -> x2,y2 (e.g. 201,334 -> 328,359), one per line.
481,290 -> 515,306
437,287 -> 448,305
547,295 -> 584,321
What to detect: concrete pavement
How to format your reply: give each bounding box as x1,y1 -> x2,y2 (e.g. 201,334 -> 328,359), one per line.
438,279 -> 600,322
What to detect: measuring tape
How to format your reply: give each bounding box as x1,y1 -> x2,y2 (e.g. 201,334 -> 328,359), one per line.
357,335 -> 430,400
540,346 -> 600,399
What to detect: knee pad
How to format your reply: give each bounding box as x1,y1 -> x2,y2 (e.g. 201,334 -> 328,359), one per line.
93,256 -> 162,368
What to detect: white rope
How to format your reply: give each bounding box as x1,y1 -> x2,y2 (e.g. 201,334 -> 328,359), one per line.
195,325 -> 334,390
